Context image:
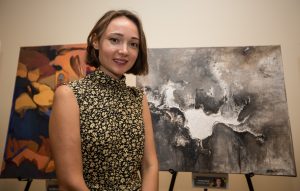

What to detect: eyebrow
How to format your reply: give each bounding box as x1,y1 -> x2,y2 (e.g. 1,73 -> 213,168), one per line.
109,32 -> 139,40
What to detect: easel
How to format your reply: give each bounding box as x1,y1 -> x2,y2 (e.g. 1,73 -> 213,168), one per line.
17,170 -> 255,191
168,169 -> 255,191
18,177 -> 33,191
245,172 -> 255,191
168,169 -> 177,191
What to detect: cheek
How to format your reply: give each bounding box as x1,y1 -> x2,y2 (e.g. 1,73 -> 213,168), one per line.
131,50 -> 139,60
99,46 -> 114,59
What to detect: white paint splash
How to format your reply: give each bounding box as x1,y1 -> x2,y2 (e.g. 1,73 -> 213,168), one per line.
184,108 -> 243,140
146,75 -> 256,141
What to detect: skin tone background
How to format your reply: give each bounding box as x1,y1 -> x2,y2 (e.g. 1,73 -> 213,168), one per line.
0,0 -> 299,190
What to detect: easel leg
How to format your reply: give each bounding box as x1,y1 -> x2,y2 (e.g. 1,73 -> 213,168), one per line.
24,179 -> 33,191
245,173 -> 254,191
168,169 -> 178,191
18,178 -> 33,191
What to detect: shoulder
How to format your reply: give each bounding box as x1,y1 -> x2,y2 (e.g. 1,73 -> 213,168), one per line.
53,85 -> 77,105
52,85 -> 79,112
54,85 -> 74,98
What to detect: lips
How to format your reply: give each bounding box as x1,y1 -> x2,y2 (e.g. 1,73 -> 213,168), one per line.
113,58 -> 128,65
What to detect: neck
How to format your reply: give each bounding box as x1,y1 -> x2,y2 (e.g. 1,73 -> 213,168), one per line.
98,66 -> 123,80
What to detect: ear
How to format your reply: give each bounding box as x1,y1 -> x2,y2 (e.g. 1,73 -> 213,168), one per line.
92,34 -> 99,50
92,40 -> 99,50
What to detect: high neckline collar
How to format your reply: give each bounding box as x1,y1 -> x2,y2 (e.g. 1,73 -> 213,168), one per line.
89,68 -> 126,88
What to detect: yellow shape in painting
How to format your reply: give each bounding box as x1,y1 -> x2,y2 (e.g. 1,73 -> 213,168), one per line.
28,68 -> 40,82
32,82 -> 52,92
15,92 -> 37,114
33,89 -> 54,107
16,63 -> 27,78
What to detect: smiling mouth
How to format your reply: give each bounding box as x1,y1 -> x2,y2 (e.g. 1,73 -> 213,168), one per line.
113,58 -> 128,65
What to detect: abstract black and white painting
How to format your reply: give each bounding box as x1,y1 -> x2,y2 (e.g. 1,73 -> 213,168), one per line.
136,46 -> 296,176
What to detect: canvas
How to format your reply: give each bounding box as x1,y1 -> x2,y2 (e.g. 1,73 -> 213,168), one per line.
137,46 -> 296,176
0,44 -> 93,178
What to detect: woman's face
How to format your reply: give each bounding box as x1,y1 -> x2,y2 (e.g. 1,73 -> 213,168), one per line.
93,16 -> 140,79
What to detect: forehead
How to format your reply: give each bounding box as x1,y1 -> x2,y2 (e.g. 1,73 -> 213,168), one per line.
105,16 -> 139,37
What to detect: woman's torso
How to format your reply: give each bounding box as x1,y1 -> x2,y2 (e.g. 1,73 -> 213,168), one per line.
67,69 -> 145,190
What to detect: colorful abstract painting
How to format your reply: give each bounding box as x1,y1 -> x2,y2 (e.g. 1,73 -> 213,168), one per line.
0,44 -> 93,178
137,46 -> 296,176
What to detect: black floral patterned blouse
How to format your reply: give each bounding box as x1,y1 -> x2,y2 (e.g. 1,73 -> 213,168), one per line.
67,69 -> 145,190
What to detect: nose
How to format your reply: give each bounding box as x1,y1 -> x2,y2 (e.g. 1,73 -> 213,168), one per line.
118,43 -> 128,55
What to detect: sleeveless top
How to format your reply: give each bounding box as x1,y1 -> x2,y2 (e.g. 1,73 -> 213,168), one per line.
67,69 -> 145,190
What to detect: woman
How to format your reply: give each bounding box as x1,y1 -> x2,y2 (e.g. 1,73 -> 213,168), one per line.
49,10 -> 158,191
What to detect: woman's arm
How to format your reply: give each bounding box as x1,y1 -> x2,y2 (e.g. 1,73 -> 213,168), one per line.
141,95 -> 159,191
49,85 -> 89,191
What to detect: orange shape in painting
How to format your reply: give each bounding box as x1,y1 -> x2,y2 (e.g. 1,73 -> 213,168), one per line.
38,136 -> 51,156
12,148 -> 50,170
4,136 -> 39,159
45,160 -> 55,173
28,68 -> 40,82
16,62 -> 28,78
15,92 -> 37,114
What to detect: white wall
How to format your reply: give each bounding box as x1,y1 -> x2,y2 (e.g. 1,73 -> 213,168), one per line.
0,0 -> 299,190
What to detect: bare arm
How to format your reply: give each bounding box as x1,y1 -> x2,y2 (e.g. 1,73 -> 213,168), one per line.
49,85 -> 89,191
141,95 -> 159,191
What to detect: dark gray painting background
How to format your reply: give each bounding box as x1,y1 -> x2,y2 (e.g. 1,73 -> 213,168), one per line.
136,46 -> 296,176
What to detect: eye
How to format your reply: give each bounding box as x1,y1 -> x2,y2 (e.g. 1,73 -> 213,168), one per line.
129,42 -> 139,49
109,38 -> 120,44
